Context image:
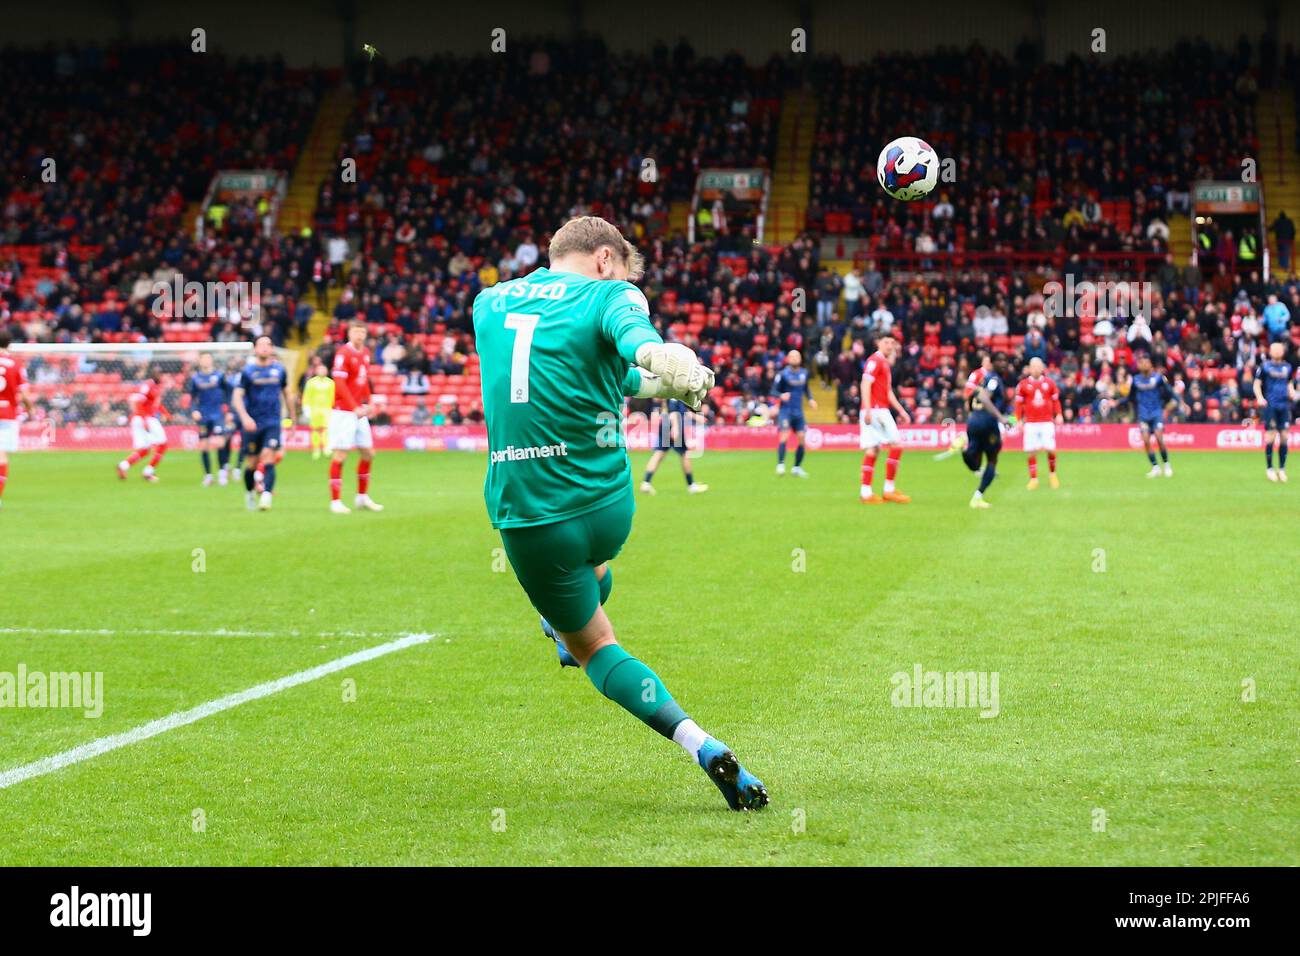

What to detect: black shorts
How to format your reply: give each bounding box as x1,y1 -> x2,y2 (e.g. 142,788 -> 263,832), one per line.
649,411 -> 688,453
778,411 -> 806,433
199,418 -> 227,439
1262,406 -> 1292,431
242,422 -> 282,456
966,413 -> 1002,456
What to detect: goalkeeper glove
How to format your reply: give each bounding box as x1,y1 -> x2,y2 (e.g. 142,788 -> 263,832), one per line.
634,342 -> 714,411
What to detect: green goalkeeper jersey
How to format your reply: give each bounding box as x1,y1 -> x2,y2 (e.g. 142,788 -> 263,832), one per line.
473,267 -> 663,529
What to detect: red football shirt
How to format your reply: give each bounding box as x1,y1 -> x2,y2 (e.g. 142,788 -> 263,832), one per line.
1015,376 -> 1062,423
0,353 -> 26,421
862,351 -> 892,410
131,380 -> 162,419
331,342 -> 371,411
964,367 -> 988,399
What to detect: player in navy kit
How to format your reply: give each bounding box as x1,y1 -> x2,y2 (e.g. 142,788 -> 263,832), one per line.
231,336 -> 295,511
640,397 -> 708,494
224,358 -> 248,480
1110,353 -> 1186,477
187,352 -> 232,486
772,350 -> 817,477
1253,341 -> 1298,482
954,352 -> 1012,508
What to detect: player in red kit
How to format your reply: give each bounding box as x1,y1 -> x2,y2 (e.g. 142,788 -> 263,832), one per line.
0,330 -> 34,511
963,351 -> 993,403
1014,357 -> 1063,489
118,373 -> 168,482
328,321 -> 383,514
859,335 -> 911,504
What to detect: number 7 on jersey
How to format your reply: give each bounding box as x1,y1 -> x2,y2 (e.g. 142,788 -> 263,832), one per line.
504,312 -> 538,404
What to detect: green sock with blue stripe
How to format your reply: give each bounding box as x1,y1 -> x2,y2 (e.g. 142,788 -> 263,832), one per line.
585,644 -> 689,740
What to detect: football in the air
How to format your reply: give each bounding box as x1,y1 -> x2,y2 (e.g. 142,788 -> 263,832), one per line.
876,136 -> 940,201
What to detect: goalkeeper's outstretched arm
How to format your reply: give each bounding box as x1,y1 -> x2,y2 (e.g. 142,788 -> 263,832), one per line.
598,281 -> 714,409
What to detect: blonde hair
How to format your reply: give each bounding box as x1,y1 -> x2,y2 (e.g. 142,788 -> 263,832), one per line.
549,216 -> 645,280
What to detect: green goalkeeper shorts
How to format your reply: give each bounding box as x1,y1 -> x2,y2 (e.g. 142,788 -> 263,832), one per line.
498,488 -> 635,633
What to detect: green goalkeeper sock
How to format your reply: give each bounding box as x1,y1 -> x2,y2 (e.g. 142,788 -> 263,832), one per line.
585,644 -> 689,740
598,567 -> 613,605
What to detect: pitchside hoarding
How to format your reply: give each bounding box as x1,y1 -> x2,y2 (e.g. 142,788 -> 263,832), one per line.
16,423 -> 1294,452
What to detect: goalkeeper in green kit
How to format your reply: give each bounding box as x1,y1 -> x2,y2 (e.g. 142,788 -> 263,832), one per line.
472,216 -> 768,811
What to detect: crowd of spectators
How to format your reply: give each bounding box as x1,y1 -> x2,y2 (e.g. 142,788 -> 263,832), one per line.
808,41 -> 1267,255
318,36 -> 783,253
0,44 -> 324,350
1,46 -> 321,248
817,263 -> 1299,427
1,231 -> 319,347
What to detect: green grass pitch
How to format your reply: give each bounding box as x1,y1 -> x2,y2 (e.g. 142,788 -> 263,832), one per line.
0,448 -> 1294,865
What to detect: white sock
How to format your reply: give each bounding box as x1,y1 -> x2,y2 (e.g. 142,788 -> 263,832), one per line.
860,484 -> 872,499
972,489 -> 982,499
884,479 -> 895,493
672,719 -> 709,759
143,465 -> 155,476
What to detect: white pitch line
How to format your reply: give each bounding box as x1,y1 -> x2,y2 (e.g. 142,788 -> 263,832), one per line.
0,632 -> 435,791
0,627 -> 410,639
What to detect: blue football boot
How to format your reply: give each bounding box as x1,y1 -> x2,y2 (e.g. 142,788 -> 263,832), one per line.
540,616 -> 580,668
697,737 -> 769,811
